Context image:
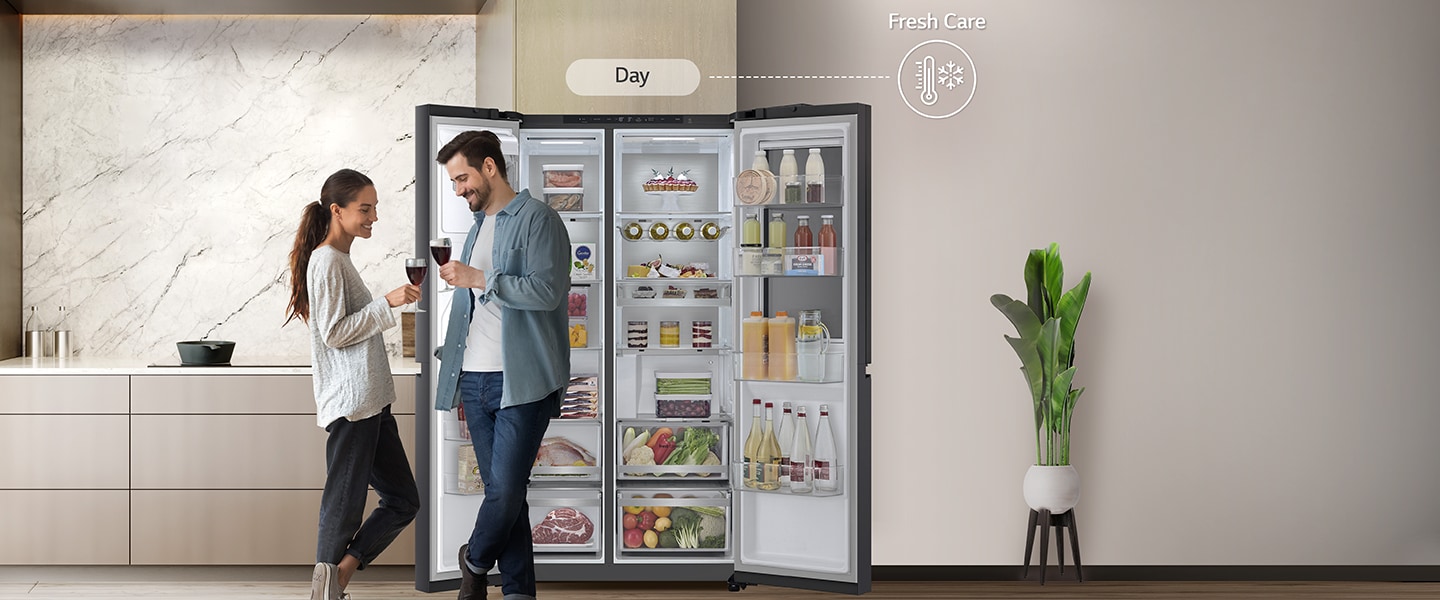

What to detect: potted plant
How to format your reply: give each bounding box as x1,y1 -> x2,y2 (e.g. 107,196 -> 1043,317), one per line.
991,243 -> 1092,513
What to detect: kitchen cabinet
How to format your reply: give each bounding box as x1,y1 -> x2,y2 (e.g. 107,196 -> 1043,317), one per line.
0,490 -> 129,565
131,489 -> 414,565
0,361 -> 420,565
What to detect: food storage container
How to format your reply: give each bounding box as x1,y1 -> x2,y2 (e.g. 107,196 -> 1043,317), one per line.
542,164 -> 584,189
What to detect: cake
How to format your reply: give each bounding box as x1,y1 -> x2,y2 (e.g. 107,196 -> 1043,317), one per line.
632,285 -> 657,299
662,285 -> 686,299
693,287 -> 719,299
643,168 -> 699,193
691,321 -> 713,348
626,321 -> 648,348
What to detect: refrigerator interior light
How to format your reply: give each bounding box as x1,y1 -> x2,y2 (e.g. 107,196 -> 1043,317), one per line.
649,137 -> 697,141
538,140 -> 587,145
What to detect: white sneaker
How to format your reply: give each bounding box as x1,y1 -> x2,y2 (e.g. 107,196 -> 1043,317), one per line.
310,562 -> 341,600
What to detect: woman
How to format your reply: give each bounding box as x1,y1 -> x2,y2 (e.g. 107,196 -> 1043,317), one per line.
285,168 -> 421,600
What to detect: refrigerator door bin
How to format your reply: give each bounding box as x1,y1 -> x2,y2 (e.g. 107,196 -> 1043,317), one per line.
617,420 -> 729,479
616,489 -> 731,558
732,463 -> 844,498
735,247 -> 843,278
733,345 -> 846,384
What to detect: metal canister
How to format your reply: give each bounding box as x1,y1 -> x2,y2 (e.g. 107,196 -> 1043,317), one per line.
24,330 -> 43,358
54,331 -> 72,357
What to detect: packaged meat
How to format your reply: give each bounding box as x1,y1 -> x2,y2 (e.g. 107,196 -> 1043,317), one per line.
532,507 -> 595,545
542,164 -> 584,188
544,188 -> 584,212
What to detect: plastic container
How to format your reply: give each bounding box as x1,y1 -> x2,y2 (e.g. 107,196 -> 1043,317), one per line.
543,188 -> 584,212
655,394 -> 713,419
626,321 -> 649,348
768,312 -> 797,381
804,148 -> 825,203
742,312 -> 768,380
658,321 -> 680,348
542,164 -> 584,189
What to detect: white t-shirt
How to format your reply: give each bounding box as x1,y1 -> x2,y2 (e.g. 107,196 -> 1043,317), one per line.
462,216 -> 504,372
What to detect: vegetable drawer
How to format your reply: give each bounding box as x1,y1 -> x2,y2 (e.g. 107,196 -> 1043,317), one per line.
616,420 -> 728,480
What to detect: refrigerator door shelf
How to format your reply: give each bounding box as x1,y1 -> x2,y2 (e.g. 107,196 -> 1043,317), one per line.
731,463 -> 845,498
735,247 -> 842,278
732,347 -> 846,384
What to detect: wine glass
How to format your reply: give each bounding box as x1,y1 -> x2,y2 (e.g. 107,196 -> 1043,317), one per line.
430,238 -> 454,292
404,258 -> 427,313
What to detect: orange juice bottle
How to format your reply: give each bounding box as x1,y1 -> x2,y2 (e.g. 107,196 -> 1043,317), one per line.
742,311 -> 769,379
768,311 -> 797,380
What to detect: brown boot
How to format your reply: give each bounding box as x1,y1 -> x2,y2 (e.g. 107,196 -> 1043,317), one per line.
457,544 -> 486,600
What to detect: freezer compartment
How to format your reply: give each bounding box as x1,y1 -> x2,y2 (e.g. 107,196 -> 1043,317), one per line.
529,489 -> 604,557
533,421 -> 603,481
616,489 -> 730,557
731,462 -> 845,498
617,420 -> 728,479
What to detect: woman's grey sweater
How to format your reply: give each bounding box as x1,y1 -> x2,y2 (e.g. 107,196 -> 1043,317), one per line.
307,245 -> 397,428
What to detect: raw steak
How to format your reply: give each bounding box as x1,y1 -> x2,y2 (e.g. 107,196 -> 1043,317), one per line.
531,508 -> 594,544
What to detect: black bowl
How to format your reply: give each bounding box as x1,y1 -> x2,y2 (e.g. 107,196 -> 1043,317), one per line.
176,340 -> 236,365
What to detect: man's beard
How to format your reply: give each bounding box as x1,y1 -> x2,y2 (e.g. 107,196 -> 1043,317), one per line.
467,177 -> 491,212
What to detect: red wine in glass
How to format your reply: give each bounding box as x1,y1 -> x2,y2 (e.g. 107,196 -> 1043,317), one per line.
406,265 -> 427,285
404,258 -> 427,312
430,244 -> 452,265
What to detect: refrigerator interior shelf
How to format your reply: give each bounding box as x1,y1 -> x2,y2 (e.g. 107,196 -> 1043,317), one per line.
731,463 -> 845,498
617,212 -> 732,220
532,466 -> 603,480
559,211 -> 604,221
618,346 -> 732,356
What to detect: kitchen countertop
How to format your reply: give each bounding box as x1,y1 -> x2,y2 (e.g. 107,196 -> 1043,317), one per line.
0,355 -> 423,375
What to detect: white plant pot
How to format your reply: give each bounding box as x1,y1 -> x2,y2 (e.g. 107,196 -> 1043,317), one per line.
1023,465 -> 1080,513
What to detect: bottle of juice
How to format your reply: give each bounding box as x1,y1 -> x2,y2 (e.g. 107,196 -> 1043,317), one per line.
742,311 -> 768,380
819,215 -> 837,275
768,213 -> 786,249
804,148 -> 825,203
779,149 -> 801,204
768,311 -> 797,381
742,212 -> 761,246
793,215 -> 813,248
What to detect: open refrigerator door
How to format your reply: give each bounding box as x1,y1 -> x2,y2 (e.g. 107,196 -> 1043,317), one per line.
728,105 -> 872,595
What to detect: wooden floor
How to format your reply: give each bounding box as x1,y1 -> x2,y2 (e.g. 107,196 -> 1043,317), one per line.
1,580 -> 1439,599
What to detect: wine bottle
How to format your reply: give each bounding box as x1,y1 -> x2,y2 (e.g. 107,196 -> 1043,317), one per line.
742,398 -> 763,488
777,402 -> 795,485
789,405 -> 813,493
757,401 -> 781,490
813,404 -> 839,492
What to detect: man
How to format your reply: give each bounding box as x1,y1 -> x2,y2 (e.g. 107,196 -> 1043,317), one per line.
434,130 -> 571,600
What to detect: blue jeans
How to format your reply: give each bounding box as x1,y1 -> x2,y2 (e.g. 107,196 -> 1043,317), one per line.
317,405 -> 419,568
459,371 -> 561,598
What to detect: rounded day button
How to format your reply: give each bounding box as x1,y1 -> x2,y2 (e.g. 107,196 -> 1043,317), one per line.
565,58 -> 700,97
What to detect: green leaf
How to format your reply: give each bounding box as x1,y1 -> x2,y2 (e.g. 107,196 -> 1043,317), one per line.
1069,387 -> 1084,412
1035,318 -> 1061,441
1006,336 -> 1045,430
1043,243 -> 1064,320
1055,272 -> 1092,369
1050,366 -> 1077,433
1024,250 -> 1046,321
992,295 -> 1041,341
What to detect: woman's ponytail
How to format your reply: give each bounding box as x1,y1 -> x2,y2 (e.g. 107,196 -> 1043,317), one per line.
284,200 -> 331,326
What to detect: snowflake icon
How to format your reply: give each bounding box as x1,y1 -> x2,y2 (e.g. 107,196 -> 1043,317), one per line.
937,61 -> 964,90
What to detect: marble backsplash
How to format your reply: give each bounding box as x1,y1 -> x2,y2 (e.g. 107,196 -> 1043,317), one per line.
21,15 -> 475,359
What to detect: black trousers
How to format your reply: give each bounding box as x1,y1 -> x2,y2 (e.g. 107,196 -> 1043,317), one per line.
317,405 -> 419,568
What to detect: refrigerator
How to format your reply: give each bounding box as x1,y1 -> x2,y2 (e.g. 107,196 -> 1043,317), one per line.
411,103 -> 871,595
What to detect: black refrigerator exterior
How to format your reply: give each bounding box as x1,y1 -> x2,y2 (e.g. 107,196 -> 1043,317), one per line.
412,103 -> 871,594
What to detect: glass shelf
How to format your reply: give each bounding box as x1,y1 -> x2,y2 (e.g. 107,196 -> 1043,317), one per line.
616,280 -> 730,307
734,173 -> 845,207
736,247 -> 841,277
617,346 -> 732,356
557,211 -> 604,220
617,211 -> 731,220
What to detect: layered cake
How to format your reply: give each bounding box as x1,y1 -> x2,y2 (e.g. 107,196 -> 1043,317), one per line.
626,321 -> 648,348
691,320 -> 713,348
693,287 -> 719,299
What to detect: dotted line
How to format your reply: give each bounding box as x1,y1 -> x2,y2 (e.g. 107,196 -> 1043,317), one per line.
709,75 -> 891,79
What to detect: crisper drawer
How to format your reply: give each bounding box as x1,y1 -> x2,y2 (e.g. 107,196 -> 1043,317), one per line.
533,421 -> 603,481
616,489 -> 730,559
529,488 -> 603,557
617,420 -> 728,480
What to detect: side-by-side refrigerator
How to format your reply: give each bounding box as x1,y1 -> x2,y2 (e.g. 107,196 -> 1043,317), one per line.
412,103 -> 871,595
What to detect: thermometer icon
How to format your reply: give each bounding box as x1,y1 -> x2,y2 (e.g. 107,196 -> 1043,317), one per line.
919,55 -> 938,106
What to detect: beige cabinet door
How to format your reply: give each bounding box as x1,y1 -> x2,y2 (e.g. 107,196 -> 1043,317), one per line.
0,375 -> 128,414
0,415 -> 128,489
0,490 -> 129,564
131,490 -> 414,565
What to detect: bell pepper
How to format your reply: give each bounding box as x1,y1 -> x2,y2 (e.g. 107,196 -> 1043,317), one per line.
646,427 -> 673,449
652,431 -> 679,464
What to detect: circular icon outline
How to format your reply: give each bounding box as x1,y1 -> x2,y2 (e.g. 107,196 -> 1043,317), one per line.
897,39 -> 977,119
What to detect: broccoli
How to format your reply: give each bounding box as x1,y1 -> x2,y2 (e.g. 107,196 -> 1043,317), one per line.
668,507 -> 702,531
700,534 -> 726,549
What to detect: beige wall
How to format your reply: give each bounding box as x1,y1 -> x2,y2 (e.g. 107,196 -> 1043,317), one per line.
515,0 -> 735,114
0,2 -> 18,360
475,0 -> 516,110
739,0 -> 1440,565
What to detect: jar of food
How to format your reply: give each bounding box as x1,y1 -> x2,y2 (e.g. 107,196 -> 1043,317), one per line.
658,321 -> 680,348
626,320 -> 649,348
622,222 -> 644,240
691,320 -> 713,348
674,221 -> 696,240
648,222 -> 670,240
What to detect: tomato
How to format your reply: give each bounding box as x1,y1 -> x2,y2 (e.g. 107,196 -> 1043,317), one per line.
623,512 -> 638,530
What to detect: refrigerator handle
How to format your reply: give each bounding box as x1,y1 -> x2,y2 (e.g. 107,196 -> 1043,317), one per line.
865,363 -> 873,376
